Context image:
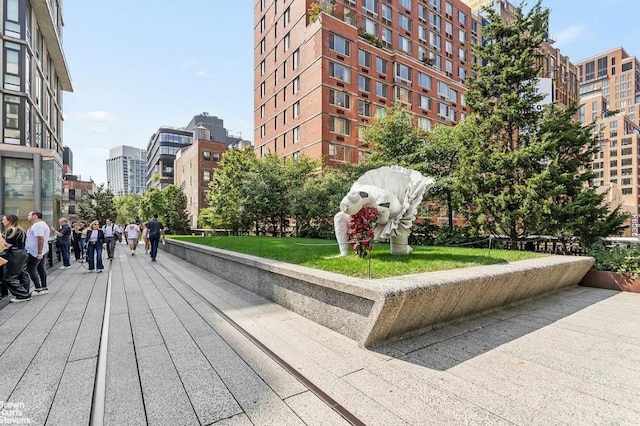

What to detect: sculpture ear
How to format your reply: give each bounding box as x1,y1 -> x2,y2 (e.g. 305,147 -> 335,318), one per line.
378,202 -> 390,208
358,191 -> 369,198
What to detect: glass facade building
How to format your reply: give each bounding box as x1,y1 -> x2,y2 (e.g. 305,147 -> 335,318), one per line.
1,0 -> 73,225
146,126 -> 193,190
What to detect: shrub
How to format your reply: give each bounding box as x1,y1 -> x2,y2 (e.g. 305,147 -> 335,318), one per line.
587,240 -> 640,279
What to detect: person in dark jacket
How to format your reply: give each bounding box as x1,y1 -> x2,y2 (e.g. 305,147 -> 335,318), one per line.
51,217 -> 71,269
1,214 -> 31,302
85,220 -> 106,272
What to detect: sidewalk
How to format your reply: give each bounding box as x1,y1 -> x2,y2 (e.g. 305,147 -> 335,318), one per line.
0,244 -> 639,425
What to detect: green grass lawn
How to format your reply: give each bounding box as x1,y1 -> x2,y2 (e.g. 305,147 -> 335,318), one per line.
170,235 -> 549,279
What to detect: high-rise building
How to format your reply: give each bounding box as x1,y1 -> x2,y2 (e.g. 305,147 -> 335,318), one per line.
576,47 -> 640,236
106,145 -> 147,196
1,0 -> 73,224
468,0 -> 578,109
254,0 -> 476,166
146,126 -> 193,190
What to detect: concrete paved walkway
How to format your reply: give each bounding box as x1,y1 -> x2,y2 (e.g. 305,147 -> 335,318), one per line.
0,244 -> 638,425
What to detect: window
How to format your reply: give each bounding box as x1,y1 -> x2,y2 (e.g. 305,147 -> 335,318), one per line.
399,14 -> 412,32
260,38 -> 266,54
362,17 -> 378,36
376,57 -> 387,74
329,144 -> 351,162
203,151 -> 211,160
260,16 -> 266,32
458,11 -> 467,26
395,63 -> 412,83
381,27 -> 392,47
359,49 -> 371,68
293,126 -> 300,142
363,0 -> 378,15
203,170 -> 211,181
382,4 -> 392,22
395,86 -> 411,104
358,100 -> 371,117
293,49 -> 300,69
284,33 -> 290,51
329,33 -> 351,56
293,101 -> 300,117
399,0 -> 411,9
260,124 -> 266,138
260,60 -> 266,76
430,32 -> 441,50
330,117 -> 350,135
376,81 -> 388,98
4,42 -> 21,91
3,94 -> 20,144
329,89 -> 350,108
284,7 -> 290,26
458,29 -> 466,43
398,36 -> 412,54
358,75 -> 371,92
417,117 -> 431,131
5,0 -> 21,38
419,95 -> 431,110
330,62 -> 351,83
430,12 -> 441,31
293,76 -> 300,94
437,81 -> 449,99
418,72 -> 431,89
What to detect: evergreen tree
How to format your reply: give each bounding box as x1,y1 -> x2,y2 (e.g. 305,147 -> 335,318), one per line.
453,1 -> 550,245
78,184 -> 116,224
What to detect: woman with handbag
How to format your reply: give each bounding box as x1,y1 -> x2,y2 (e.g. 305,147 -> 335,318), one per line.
85,220 -> 105,272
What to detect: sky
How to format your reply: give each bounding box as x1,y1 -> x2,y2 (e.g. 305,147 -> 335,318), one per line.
62,0 -> 639,186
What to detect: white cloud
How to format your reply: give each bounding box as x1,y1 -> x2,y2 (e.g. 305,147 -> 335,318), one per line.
554,25 -> 585,48
68,111 -> 116,134
196,70 -> 208,78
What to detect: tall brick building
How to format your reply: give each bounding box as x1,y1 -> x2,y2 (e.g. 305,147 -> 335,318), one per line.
254,0 -> 477,166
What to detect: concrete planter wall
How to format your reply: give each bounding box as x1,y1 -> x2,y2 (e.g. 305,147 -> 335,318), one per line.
580,269 -> 640,293
163,239 -> 594,347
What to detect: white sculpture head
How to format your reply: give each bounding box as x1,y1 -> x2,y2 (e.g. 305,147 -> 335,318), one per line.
340,190 -> 367,215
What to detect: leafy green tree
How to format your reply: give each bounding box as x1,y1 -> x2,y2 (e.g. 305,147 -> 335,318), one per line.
244,154 -> 316,236
363,103 -> 428,168
78,184 -> 116,224
205,148 -> 257,233
114,193 -> 143,225
139,187 -> 166,224
453,1 -> 550,246
162,184 -> 189,234
292,166 -> 353,238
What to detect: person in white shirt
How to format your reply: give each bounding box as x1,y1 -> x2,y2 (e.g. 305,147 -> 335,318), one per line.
101,218 -> 122,259
124,220 -> 141,256
25,210 -> 50,295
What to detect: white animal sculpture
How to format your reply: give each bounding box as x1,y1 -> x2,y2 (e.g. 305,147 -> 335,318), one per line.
334,165 -> 435,256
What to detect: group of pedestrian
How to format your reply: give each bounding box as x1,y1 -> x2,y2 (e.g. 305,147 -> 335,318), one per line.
0,212 -> 165,304
0,211 -> 51,303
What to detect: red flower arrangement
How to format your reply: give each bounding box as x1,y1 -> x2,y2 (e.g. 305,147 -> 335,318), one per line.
347,206 -> 378,258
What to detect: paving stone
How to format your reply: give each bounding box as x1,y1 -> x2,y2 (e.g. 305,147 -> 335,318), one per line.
284,391 -> 351,426
136,344 -> 200,425
46,357 -> 96,426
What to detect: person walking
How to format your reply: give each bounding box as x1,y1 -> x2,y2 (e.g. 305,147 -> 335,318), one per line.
142,222 -> 151,254
79,221 -> 89,261
101,218 -> 121,260
1,215 -> 31,303
51,217 -> 71,269
124,220 -> 141,256
25,210 -> 50,296
70,221 -> 82,262
85,220 -> 105,272
147,214 -> 164,262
